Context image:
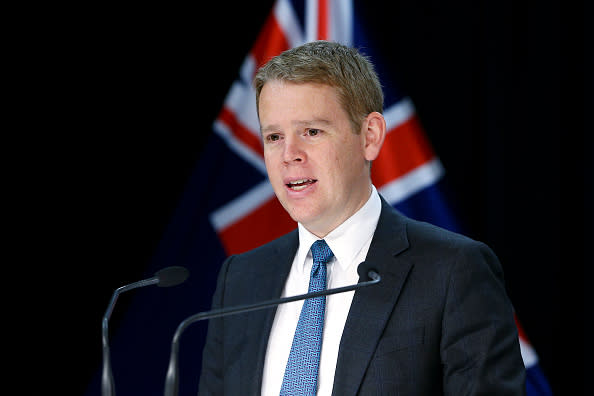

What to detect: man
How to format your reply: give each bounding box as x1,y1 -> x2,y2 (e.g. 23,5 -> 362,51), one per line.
198,41 -> 525,395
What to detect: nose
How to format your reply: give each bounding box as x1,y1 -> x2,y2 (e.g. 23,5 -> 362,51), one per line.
282,136 -> 305,164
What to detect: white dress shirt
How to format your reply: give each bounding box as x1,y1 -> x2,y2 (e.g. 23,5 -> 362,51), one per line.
261,185 -> 382,396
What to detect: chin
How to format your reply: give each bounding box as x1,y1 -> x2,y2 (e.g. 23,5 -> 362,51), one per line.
286,208 -> 318,227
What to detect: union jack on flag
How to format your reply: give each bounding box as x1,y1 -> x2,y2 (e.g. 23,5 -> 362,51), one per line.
87,1 -> 553,395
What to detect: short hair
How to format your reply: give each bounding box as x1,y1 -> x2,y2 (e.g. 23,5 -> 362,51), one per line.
253,40 -> 384,133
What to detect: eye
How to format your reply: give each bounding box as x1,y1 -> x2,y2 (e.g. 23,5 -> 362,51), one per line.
307,129 -> 320,136
266,133 -> 281,142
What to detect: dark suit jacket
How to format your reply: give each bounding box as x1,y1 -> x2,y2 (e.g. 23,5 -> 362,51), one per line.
198,197 -> 526,395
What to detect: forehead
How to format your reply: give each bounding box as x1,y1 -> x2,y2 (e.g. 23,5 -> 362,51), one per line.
258,81 -> 345,124
260,80 -> 339,103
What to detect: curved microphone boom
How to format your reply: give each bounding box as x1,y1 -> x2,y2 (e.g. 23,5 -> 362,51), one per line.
163,262 -> 380,396
101,266 -> 190,396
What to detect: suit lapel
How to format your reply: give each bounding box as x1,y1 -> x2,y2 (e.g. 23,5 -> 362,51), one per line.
332,198 -> 413,396
240,230 -> 299,394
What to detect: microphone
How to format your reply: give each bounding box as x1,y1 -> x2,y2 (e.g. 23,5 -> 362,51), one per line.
357,261 -> 380,282
101,266 -> 190,396
163,262 -> 380,396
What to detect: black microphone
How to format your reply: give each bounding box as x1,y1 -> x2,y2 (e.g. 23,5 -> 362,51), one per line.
101,266 -> 190,396
163,262 -> 380,396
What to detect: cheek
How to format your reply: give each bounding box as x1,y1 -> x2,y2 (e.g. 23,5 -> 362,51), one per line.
324,151 -> 356,191
264,156 -> 281,183
331,141 -> 365,177
264,149 -> 278,169
266,162 -> 280,179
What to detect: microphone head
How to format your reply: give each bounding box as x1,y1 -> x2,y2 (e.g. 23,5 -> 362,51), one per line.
156,266 -> 190,287
357,262 -> 380,282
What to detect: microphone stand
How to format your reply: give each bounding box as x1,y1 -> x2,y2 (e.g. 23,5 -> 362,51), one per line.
163,270 -> 380,396
102,266 -> 189,396
102,277 -> 160,396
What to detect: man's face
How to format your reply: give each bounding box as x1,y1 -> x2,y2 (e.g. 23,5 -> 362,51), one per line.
259,80 -> 373,238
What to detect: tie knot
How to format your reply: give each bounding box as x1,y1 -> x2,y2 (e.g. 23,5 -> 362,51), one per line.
311,239 -> 334,265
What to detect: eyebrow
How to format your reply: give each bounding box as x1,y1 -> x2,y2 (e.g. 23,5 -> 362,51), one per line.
260,118 -> 333,134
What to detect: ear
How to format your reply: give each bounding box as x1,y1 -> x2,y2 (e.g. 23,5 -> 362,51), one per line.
362,112 -> 386,161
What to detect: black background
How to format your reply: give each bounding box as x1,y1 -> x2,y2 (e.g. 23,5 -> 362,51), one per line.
16,1 -> 591,394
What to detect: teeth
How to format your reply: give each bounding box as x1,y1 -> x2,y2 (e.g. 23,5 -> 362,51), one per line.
288,179 -> 312,185
287,179 -> 315,191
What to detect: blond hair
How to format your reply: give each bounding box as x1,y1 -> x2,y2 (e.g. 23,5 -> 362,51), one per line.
254,40 -> 384,133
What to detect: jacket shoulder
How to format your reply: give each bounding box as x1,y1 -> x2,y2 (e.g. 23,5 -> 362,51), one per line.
231,229 -> 299,262
378,197 -> 493,256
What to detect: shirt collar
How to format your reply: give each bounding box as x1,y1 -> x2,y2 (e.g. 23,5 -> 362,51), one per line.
296,185 -> 382,273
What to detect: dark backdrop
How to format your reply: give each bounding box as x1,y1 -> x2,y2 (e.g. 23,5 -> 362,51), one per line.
21,1 -> 591,395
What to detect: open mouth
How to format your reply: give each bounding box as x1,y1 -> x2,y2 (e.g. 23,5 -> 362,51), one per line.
286,178 -> 317,191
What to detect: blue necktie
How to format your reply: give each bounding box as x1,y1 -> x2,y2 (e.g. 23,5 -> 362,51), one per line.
280,240 -> 334,396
